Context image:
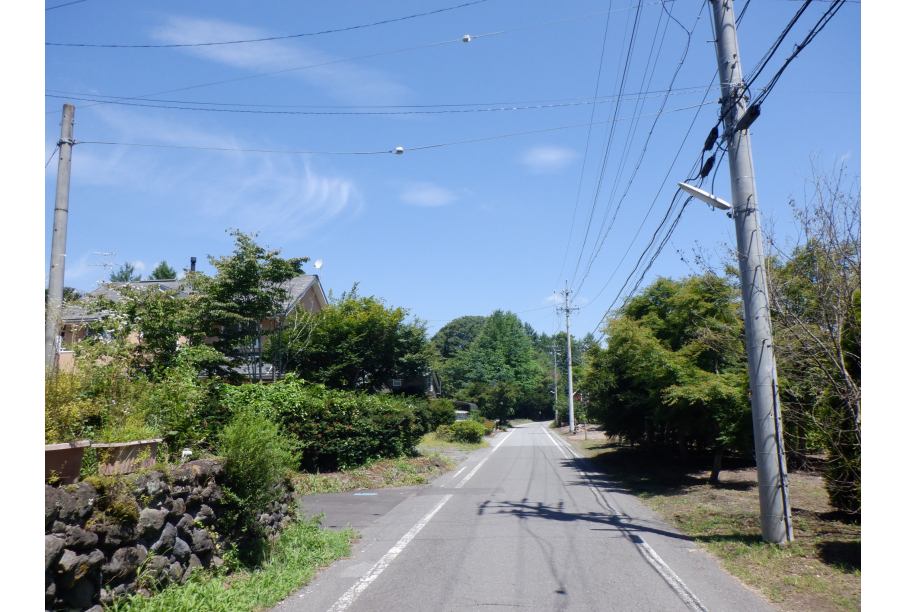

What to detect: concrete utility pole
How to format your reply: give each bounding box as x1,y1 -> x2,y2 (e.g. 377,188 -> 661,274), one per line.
45,103 -> 75,372
558,282 -> 579,434
710,0 -> 793,544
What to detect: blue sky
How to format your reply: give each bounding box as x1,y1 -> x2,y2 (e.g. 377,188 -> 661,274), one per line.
44,0 -> 861,339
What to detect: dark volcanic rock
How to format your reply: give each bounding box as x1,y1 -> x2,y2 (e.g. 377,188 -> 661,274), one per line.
191,528 -> 214,555
176,513 -> 195,541
101,545 -> 147,583
151,522 -> 178,555
45,535 -> 65,571
59,577 -> 95,609
172,537 -> 191,563
136,508 -> 168,540
45,485 -> 68,532
194,504 -> 215,526
66,525 -> 99,551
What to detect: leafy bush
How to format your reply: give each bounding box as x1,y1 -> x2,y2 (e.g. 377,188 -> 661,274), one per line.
218,409 -> 299,528
45,370 -> 103,444
428,399 -> 456,429
481,419 -> 496,435
448,420 -> 486,444
434,425 -> 452,441
219,377 -> 425,472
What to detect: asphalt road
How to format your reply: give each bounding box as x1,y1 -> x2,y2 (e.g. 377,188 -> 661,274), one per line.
272,422 -> 777,612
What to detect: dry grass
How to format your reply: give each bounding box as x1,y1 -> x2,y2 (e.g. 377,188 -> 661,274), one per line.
565,437 -> 860,612
293,455 -> 455,495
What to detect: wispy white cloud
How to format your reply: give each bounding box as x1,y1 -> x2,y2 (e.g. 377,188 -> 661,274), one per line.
521,145 -> 578,174
61,106 -> 361,240
544,293 -> 564,305
400,182 -> 458,207
150,16 -> 410,104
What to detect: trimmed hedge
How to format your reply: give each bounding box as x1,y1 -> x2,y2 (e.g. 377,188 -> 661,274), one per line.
219,378 -> 433,472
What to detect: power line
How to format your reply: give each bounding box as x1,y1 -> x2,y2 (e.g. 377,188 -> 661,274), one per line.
574,0 -> 702,295
45,145 -> 60,168
46,0 -> 89,10
553,0 -> 617,292
572,0 -> 708,296
45,2 -> 671,115
44,89 -> 716,116
47,0 -> 491,47
568,0 -> 645,286
70,100 -> 716,157
748,0 -> 848,108
45,85 -> 720,110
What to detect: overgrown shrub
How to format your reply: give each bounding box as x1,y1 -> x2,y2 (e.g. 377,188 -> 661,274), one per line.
428,399 -> 457,429
435,425 -> 452,441
481,419 -> 496,435
448,420 -> 486,444
218,409 -> 299,530
219,377 -> 425,472
45,369 -> 103,443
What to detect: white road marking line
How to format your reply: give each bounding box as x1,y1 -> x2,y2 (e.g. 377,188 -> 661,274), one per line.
636,537 -> 710,612
326,494 -> 453,612
454,430 -> 513,489
540,424 -> 570,458
450,466 -> 468,480
326,430 -> 513,611
543,423 -> 708,612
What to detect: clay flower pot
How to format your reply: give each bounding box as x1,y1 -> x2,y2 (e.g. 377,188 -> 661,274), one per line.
45,440 -> 91,485
93,439 -> 164,476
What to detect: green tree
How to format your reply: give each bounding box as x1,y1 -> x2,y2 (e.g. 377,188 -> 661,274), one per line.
431,315 -> 485,359
109,262 -> 141,282
442,310 -> 542,395
149,260 -> 178,280
194,230 -> 308,378
584,274 -> 751,480
278,284 -> 435,391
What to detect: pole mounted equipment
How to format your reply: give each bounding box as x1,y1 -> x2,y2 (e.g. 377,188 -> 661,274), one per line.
677,182 -> 732,210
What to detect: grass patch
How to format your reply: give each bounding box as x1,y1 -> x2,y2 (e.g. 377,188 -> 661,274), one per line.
108,516 -> 353,612
416,432 -> 488,452
571,439 -> 861,612
294,454 -> 455,496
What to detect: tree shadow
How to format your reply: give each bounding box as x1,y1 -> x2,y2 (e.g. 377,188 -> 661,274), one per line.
571,444 -> 757,499
818,510 -> 861,525
816,540 -> 861,573
476,497 -> 695,544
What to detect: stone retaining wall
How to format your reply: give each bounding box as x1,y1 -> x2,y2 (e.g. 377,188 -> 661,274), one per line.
44,459 -> 295,611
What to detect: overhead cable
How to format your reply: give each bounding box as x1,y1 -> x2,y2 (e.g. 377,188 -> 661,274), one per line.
45,2 -> 671,115
47,0 -> 490,47
71,100 -> 716,157
551,0 -> 616,291
44,89 -> 717,116
46,0 -> 89,10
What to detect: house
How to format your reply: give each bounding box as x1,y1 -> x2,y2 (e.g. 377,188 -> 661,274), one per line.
57,274 -> 327,377
384,370 -> 443,398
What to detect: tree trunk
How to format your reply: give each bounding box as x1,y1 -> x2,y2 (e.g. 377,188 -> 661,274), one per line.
709,446 -> 725,484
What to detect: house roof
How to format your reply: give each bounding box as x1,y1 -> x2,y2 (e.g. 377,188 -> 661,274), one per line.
60,275 -> 326,325
278,274 -> 327,316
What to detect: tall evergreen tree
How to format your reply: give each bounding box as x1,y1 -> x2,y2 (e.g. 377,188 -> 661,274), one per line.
149,260 -> 178,280
109,262 -> 141,282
